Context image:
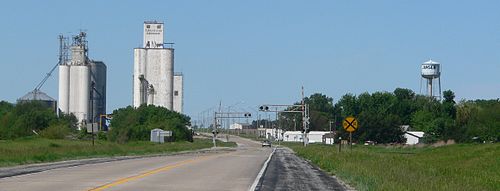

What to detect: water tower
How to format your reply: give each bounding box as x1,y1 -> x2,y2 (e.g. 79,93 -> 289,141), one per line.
421,59 -> 441,99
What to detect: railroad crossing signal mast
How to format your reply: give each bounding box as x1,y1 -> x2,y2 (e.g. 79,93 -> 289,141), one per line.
212,112 -> 251,147
259,104 -> 307,146
259,87 -> 310,147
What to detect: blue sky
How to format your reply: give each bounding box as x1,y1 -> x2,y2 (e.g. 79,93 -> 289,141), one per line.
1,1 -> 499,121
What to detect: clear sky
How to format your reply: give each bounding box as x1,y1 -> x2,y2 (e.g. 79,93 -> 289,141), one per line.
1,1 -> 499,121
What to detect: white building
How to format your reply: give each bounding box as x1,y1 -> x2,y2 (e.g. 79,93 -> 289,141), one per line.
282,131 -> 331,144
229,123 -> 252,130
173,73 -> 183,113
308,131 -> 330,143
265,128 -> 285,140
133,21 -> 174,110
405,131 -> 425,145
283,131 -> 303,142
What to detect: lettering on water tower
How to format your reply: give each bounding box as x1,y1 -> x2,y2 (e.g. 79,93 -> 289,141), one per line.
422,64 -> 437,69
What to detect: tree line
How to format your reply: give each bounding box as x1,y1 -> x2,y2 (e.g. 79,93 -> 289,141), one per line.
274,88 -> 499,144
0,101 -> 192,143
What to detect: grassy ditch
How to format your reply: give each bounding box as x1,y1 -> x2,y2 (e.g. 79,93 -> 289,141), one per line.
0,137 -> 236,167
285,143 -> 499,191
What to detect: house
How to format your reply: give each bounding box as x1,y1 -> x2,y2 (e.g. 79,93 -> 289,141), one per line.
308,131 -> 330,143
405,131 -> 425,145
229,123 -> 252,130
283,131 -> 303,142
282,131 -> 331,144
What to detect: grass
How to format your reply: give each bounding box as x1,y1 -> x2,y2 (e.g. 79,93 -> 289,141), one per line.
0,137 -> 236,167
284,143 -> 500,191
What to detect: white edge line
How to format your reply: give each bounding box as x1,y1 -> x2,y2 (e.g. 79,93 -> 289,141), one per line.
249,147 -> 276,191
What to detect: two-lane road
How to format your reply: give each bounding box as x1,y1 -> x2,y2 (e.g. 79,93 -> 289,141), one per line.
0,136 -> 272,191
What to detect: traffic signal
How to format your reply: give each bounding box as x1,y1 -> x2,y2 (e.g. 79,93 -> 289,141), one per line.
259,105 -> 269,111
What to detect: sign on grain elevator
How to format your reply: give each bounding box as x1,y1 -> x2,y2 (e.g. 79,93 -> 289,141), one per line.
143,21 -> 164,48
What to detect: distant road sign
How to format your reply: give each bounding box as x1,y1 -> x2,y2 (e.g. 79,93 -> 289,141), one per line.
342,116 -> 358,132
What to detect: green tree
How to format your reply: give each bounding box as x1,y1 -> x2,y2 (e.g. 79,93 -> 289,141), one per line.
442,90 -> 457,119
0,101 -> 58,139
392,88 -> 417,124
107,105 -> 192,143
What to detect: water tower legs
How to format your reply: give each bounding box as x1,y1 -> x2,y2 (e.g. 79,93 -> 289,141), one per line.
428,78 -> 433,97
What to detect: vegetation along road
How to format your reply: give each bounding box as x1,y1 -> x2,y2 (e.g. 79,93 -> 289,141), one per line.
285,142 -> 499,191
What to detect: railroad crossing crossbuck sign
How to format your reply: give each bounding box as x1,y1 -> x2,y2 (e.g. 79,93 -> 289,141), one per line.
342,116 -> 358,132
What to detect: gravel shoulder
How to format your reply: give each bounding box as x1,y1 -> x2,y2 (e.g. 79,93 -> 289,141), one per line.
256,147 -> 349,191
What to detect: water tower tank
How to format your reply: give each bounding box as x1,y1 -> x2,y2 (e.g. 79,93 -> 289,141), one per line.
421,59 -> 440,79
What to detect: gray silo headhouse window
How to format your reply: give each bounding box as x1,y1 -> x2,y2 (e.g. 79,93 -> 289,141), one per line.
174,91 -> 179,96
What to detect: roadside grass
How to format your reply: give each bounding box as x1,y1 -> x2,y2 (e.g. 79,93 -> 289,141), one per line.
0,137 -> 236,167
284,143 -> 500,191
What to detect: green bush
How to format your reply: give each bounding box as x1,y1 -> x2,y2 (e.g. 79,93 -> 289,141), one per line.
0,101 -> 77,140
97,131 -> 107,141
40,123 -> 71,139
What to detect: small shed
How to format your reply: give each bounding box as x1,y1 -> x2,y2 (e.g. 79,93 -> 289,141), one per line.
322,133 -> 336,145
150,129 -> 172,143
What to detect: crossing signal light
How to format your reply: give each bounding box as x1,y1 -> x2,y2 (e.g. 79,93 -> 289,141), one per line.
244,113 -> 252,117
259,105 -> 269,111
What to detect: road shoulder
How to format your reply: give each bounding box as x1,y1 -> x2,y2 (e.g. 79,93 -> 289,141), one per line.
256,147 -> 351,191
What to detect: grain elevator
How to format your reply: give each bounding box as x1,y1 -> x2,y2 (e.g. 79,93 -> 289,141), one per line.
58,32 -> 106,128
133,21 -> 183,113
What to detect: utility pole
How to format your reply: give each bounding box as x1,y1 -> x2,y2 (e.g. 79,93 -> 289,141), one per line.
329,121 -> 332,132
90,82 -> 95,146
212,113 -> 217,147
293,118 -> 296,131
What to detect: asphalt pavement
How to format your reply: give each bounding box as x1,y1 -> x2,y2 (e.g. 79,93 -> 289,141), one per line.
255,147 -> 348,191
0,136 -> 272,191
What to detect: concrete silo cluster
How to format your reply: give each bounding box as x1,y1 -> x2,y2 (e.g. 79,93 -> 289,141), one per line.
133,21 -> 183,113
55,21 -> 183,130
58,32 -> 106,127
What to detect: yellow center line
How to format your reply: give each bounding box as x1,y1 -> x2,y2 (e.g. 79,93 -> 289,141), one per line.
88,154 -> 215,191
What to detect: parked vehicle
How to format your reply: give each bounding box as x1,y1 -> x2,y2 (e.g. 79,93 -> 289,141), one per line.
262,140 -> 272,147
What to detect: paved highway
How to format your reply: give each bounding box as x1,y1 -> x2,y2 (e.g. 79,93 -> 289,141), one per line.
0,136 -> 272,191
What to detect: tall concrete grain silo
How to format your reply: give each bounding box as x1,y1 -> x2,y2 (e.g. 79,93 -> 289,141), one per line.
173,73 -> 184,113
58,63 -> 70,113
69,64 -> 90,122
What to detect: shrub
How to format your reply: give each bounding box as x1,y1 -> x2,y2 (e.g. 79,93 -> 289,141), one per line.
40,123 -> 71,139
